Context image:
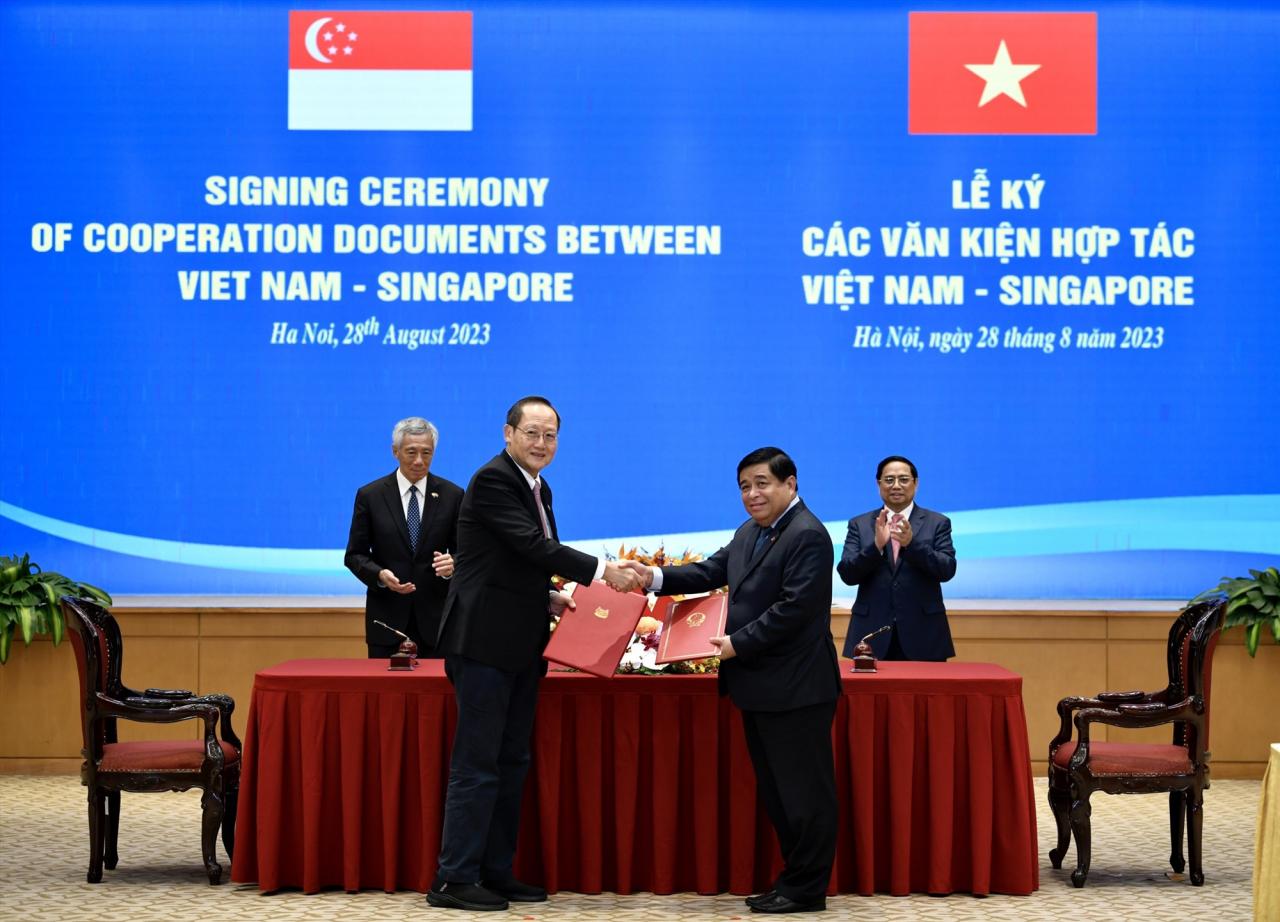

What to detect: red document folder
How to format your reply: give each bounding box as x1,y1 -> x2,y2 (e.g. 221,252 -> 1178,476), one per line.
655,594 -> 728,664
543,581 -> 647,677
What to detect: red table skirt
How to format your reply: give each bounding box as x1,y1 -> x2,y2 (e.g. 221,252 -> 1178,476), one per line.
231,660 -> 1038,896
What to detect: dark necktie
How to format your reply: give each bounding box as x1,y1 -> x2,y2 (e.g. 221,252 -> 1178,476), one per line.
750,525 -> 773,561
407,485 -> 421,551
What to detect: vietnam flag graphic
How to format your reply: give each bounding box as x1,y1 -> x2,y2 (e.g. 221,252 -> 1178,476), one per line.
288,11 -> 472,131
909,12 -> 1096,135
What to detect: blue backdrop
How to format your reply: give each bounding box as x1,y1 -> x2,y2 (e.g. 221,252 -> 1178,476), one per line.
2,0 -> 1277,597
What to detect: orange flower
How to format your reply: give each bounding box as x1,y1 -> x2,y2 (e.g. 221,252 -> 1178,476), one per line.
635,616 -> 662,636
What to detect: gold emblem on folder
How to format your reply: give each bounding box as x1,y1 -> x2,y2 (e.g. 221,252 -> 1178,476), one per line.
685,611 -> 706,628
594,606 -> 610,620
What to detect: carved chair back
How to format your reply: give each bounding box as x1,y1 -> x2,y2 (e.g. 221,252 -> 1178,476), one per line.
1164,600 -> 1224,760
64,597 -> 123,762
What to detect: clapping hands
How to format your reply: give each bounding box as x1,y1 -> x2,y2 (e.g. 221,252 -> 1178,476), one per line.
891,515 -> 912,547
874,508 -> 892,550
875,508 -> 912,551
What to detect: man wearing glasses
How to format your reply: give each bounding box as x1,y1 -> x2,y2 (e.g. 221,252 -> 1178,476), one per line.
430,396 -> 642,912
837,456 -> 957,661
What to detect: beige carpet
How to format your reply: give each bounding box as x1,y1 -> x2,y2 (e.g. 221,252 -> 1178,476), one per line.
0,775 -> 1257,921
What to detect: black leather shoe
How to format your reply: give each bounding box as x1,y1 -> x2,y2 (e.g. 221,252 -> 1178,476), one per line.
479,877 -> 548,902
745,890 -> 777,909
750,892 -> 826,913
426,881 -> 509,911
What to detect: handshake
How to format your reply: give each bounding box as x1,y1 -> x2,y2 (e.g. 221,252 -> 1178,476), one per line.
549,560 -> 654,618
602,559 -> 655,593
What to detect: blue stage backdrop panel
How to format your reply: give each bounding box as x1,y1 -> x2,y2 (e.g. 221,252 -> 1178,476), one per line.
2,1 -> 1277,597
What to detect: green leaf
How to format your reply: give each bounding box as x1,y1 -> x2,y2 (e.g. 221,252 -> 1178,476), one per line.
40,582 -> 63,646
1272,616 -> 1280,645
1246,621 -> 1262,657
0,561 -> 25,588
1224,610 -> 1259,629
1225,579 -> 1255,597
77,581 -> 112,606
0,624 -> 11,664
1226,596 -> 1257,617
15,605 -> 35,645
48,603 -> 64,645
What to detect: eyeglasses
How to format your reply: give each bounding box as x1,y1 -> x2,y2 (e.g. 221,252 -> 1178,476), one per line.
879,475 -> 914,486
516,428 -> 558,444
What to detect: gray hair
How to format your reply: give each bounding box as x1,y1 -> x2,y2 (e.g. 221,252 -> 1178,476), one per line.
391,417 -> 439,449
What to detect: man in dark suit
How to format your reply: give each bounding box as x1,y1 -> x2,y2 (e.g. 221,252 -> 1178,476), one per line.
622,447 -> 841,915
428,396 -> 642,912
344,417 -> 463,658
837,455 -> 957,661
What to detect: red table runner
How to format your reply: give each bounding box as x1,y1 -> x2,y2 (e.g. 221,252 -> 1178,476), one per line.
230,659 -> 1038,896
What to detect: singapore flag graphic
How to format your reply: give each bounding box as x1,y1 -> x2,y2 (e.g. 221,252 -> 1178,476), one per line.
288,11 -> 472,131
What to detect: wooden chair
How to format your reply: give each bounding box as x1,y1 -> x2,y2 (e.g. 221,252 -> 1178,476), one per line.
62,596 -> 240,884
1047,599 -> 1225,887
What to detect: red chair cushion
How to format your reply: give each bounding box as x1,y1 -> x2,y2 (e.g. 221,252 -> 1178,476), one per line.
1053,741 -> 1192,776
98,740 -> 240,773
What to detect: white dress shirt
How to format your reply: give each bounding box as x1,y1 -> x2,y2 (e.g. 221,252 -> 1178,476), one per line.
396,469 -> 430,519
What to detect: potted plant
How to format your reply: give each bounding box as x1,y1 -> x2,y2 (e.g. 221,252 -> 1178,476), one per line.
0,553 -> 112,663
1190,566 -> 1280,657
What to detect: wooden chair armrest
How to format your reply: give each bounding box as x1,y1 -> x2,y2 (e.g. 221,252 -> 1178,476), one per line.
124,695 -> 186,709
117,692 -> 240,749
200,693 -> 241,750
96,694 -> 220,728
1080,696 -> 1200,730
1096,690 -> 1151,703
1066,697 -> 1203,771
93,695 -> 226,765
1050,696 -> 1105,753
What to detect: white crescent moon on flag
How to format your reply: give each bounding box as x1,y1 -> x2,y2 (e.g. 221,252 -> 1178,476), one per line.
304,17 -> 332,63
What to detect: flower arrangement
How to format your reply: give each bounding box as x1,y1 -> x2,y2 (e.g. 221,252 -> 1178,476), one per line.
617,615 -> 665,674
611,545 -> 720,675
612,544 -> 704,570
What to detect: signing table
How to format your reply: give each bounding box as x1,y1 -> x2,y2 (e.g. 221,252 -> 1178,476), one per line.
231,660 -> 1038,896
